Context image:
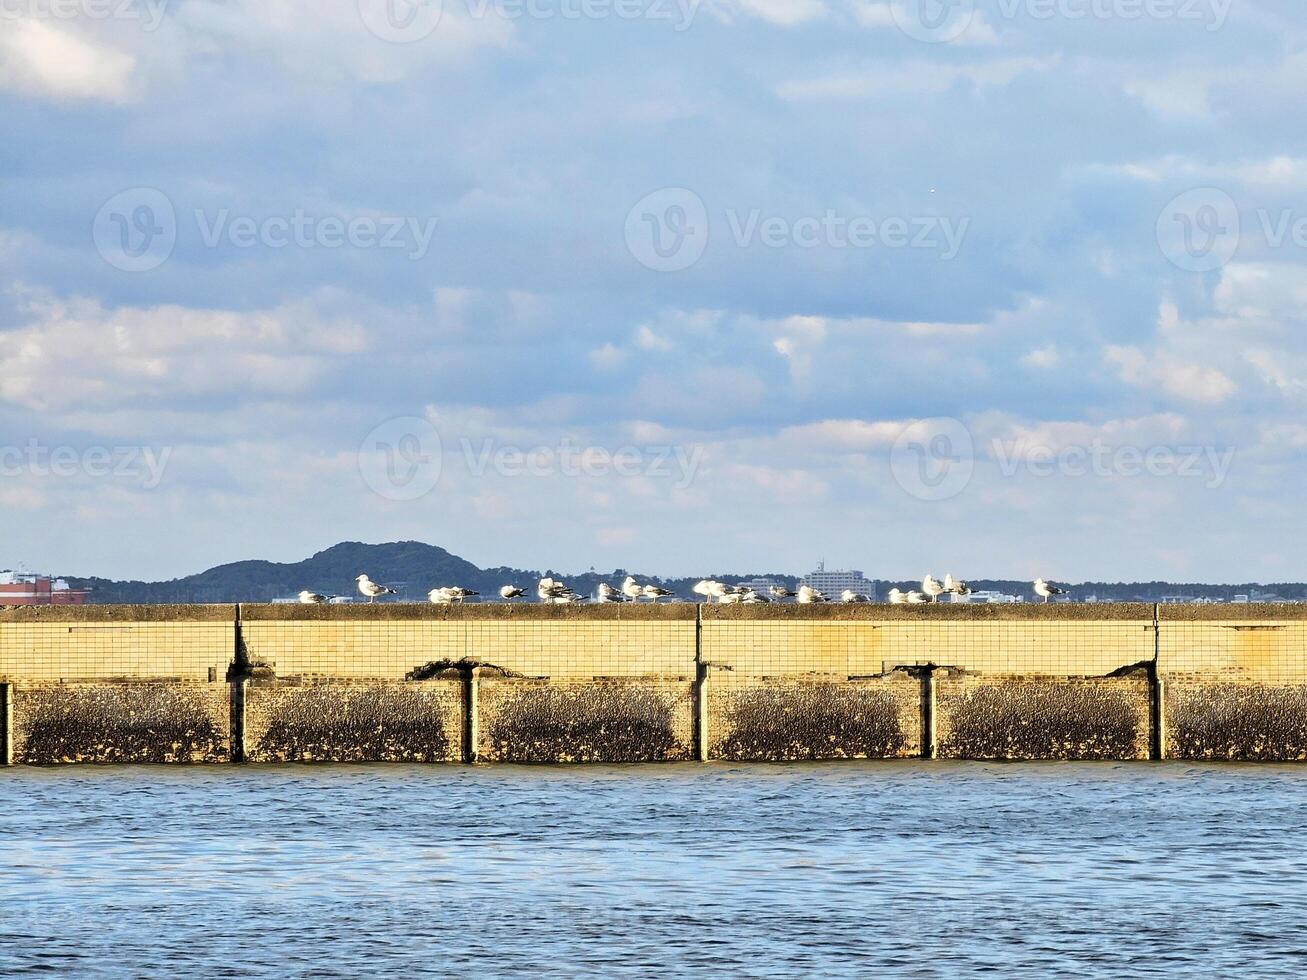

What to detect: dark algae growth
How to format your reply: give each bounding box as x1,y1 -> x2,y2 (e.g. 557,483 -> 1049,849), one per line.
939,681 -> 1145,760
18,685 -> 227,764
252,685 -> 454,762
713,683 -> 908,761
485,685 -> 684,763
1171,683 -> 1307,761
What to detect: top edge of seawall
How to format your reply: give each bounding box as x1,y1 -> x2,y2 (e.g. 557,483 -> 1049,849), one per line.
1158,603 -> 1307,621
238,603 -> 700,621
702,602 -> 1157,621
7,602 -> 1306,624
0,604 -> 236,623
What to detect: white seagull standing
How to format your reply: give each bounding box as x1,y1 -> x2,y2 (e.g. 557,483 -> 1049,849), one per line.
537,577 -> 572,603
620,576 -> 644,601
642,583 -> 675,602
298,590 -> 332,604
356,574 -> 398,603
943,574 -> 971,597
500,585 -> 527,600
1034,579 -> 1066,602
597,583 -> 628,603
921,575 -> 945,603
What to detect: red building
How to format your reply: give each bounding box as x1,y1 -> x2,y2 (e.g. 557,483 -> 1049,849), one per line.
0,572 -> 91,606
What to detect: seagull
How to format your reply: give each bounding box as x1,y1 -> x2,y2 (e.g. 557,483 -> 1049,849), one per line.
428,588 -> 454,605
797,585 -> 828,604
905,590 -> 929,604
841,590 -> 872,603
718,591 -> 744,604
943,574 -> 971,597
1034,579 -> 1066,602
741,590 -> 770,603
436,587 -> 478,603
597,583 -> 628,603
642,583 -> 674,601
553,591 -> 589,604
693,580 -> 738,602
769,585 -> 797,599
692,580 -> 715,599
356,574 -> 398,603
620,576 -> 646,600
537,577 -> 570,602
887,588 -> 908,605
298,590 -> 332,604
500,585 -> 526,600
921,575 -> 945,603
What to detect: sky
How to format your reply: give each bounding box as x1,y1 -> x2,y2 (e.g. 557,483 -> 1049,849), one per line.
2,0 -> 1306,583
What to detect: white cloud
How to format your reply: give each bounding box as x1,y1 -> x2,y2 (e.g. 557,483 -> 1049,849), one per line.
1104,345 -> 1236,405
0,291 -> 368,412
777,56 -> 1057,101
0,18 -> 135,102
1021,346 -> 1059,369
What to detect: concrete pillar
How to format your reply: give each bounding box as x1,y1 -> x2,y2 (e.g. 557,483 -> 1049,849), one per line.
695,662 -> 710,762
464,666 -> 480,764
2,683 -> 12,766
921,670 -> 937,760
229,679 -> 247,763
1152,674 -> 1167,761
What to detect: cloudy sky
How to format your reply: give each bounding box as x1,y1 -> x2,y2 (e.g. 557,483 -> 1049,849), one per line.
2,0 -> 1305,582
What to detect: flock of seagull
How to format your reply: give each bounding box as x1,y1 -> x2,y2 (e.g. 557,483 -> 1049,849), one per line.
296,574 -> 1070,605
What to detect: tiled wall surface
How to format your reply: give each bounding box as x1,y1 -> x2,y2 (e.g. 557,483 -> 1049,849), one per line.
702,605 -> 1156,677
0,606 -> 233,682
1158,607 -> 1307,681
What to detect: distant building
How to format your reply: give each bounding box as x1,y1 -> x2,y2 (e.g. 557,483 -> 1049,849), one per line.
736,578 -> 786,593
0,571 -> 90,606
957,590 -> 1023,604
798,562 -> 876,599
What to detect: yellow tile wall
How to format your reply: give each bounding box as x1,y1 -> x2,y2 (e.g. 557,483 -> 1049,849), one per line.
240,619 -> 697,678
702,619 -> 1155,677
0,621 -> 234,682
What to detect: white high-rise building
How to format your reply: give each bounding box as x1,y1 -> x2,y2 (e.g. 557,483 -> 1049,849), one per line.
798,562 -> 876,599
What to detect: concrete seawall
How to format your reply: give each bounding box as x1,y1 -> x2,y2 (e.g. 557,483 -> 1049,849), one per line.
3,603 -> 1307,764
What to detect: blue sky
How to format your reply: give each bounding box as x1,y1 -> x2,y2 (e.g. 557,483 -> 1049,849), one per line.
2,0 -> 1305,582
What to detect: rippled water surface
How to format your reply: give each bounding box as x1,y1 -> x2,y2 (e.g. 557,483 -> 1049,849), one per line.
4,762 -> 1307,977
